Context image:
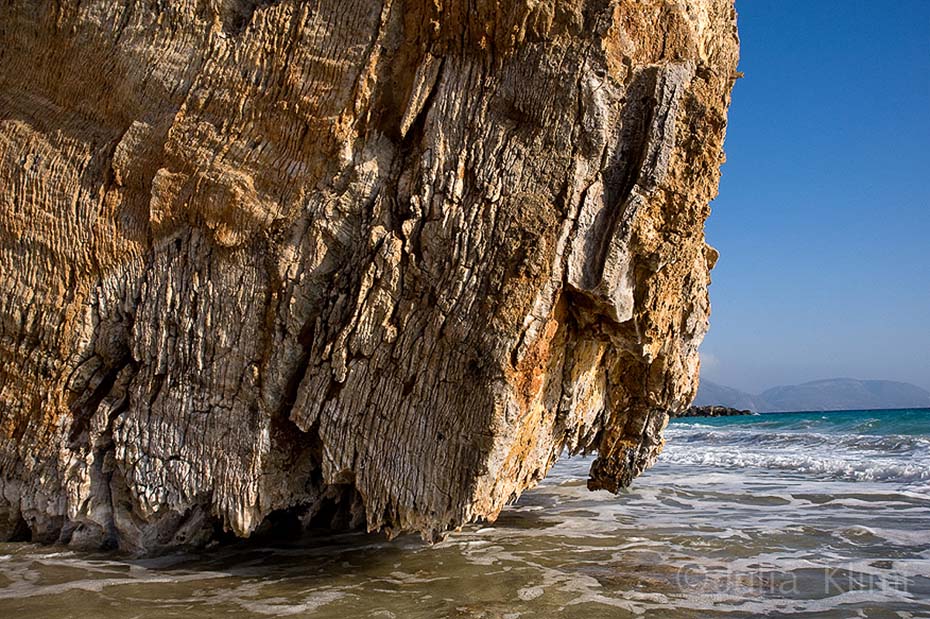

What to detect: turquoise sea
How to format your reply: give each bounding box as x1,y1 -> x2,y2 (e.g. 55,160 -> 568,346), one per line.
1,408 -> 928,618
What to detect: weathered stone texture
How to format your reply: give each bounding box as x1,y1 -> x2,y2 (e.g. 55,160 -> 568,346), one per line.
0,0 -> 738,552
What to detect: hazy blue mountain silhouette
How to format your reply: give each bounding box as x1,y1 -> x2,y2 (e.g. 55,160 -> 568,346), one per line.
694,378 -> 930,413
692,380 -> 762,411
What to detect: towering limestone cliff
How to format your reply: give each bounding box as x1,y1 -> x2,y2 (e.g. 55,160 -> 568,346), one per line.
0,0 -> 738,552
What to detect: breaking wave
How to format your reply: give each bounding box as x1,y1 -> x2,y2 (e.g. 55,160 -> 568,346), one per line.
662,408 -> 930,488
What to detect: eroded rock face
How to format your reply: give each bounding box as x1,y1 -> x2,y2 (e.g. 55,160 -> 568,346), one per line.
0,0 -> 738,552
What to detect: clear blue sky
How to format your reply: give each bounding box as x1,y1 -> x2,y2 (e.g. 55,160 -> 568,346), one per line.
700,0 -> 930,394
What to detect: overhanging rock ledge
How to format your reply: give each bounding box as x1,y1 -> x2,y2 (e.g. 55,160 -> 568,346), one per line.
0,0 -> 738,552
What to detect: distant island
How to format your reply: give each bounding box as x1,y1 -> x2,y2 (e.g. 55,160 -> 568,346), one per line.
675,405 -> 754,418
695,378 -> 930,413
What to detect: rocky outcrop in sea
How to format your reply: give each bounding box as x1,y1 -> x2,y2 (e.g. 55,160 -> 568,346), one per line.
675,406 -> 754,418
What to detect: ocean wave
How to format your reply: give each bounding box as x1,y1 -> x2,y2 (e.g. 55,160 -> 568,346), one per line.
665,427 -> 930,455
658,445 -> 930,486
671,408 -> 930,436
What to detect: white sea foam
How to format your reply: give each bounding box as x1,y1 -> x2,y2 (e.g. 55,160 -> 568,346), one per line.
659,445 -> 930,485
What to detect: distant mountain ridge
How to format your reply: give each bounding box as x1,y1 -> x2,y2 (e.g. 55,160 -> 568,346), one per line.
694,378 -> 930,413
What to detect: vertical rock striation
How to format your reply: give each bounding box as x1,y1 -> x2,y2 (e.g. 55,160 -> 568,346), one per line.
0,0 -> 738,552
